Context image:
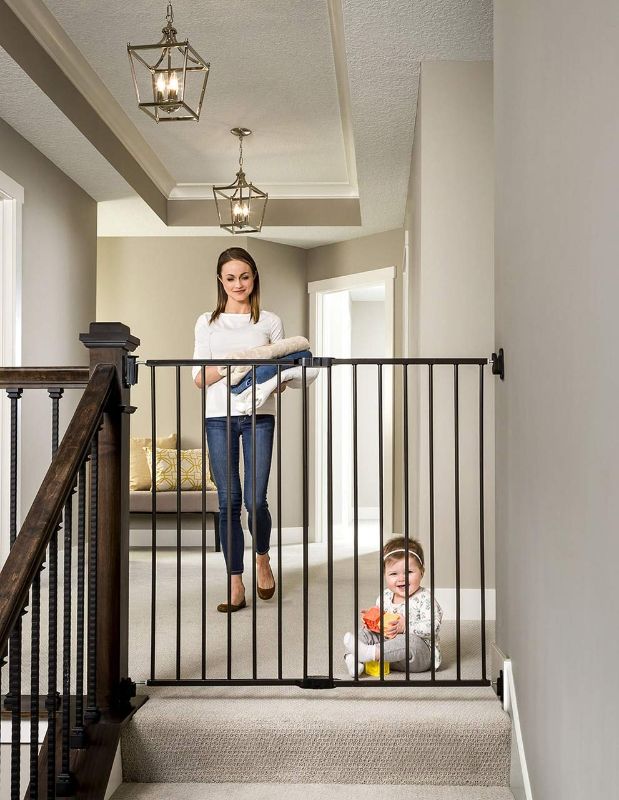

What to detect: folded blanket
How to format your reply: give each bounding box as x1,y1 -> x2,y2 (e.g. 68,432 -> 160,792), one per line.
231,350 -> 312,395
218,336 -> 310,386
235,366 -> 319,415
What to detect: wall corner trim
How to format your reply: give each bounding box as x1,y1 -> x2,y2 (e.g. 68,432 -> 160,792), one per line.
503,659 -> 534,800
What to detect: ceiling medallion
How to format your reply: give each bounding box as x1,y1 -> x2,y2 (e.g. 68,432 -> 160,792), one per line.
127,2 -> 210,123
213,129 -> 269,234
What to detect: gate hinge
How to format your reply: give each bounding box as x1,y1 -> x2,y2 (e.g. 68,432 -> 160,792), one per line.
124,354 -> 139,387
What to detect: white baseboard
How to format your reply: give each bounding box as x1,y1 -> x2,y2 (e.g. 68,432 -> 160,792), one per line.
130,526 -> 305,548
503,658 -> 533,800
435,588 -> 495,621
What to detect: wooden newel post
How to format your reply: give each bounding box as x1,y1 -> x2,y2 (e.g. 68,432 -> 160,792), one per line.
79,322 -> 139,711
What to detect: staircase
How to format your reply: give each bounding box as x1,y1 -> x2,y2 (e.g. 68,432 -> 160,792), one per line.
111,685 -> 513,799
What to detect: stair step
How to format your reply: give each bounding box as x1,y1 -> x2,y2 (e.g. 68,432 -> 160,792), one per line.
112,784 -> 515,800
121,689 -> 511,786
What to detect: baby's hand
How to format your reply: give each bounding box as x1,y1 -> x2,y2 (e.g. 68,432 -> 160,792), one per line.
383,614 -> 404,639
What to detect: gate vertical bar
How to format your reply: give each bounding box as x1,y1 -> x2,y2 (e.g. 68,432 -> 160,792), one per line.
378,365 -> 384,681
175,365 -> 182,680
352,365 -> 359,680
428,365 -> 436,681
326,364 -> 334,683
302,365 -> 309,683
276,366 -> 283,680
403,366 -> 411,682
201,369 -> 207,680
251,367 -> 257,680
150,366 -> 157,681
454,365 -> 462,679
479,365 -> 487,681
226,367 -> 232,679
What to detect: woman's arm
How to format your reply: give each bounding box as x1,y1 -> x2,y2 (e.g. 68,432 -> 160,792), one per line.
192,314 -> 222,388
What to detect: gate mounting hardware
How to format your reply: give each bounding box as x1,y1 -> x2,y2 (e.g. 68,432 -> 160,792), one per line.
491,349 -> 504,381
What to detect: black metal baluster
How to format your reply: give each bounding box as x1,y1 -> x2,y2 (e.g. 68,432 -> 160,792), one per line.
403,366 -> 411,682
429,365 -> 436,682
352,366 -> 359,682
454,365 -> 462,680
29,565 -> 41,798
72,463 -> 87,748
378,365 -> 385,681
251,366 -> 257,680
85,434 -> 100,724
175,365 -> 182,681
226,367 -> 232,679
302,365 -> 309,684
276,365 -> 283,681
326,365 -> 334,683
7,388 -> 22,800
150,366 -> 157,681
201,368 -> 207,681
0,645 -> 6,788
479,365 -> 487,681
47,388 -> 63,798
56,492 -> 75,796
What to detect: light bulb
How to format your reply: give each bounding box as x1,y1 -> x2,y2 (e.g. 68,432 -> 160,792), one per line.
156,73 -> 166,101
168,71 -> 179,101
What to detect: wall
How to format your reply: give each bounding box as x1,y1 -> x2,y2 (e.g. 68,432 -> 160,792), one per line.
404,61 -> 495,590
494,2 -> 619,796
96,236 -> 307,528
0,118 -> 97,534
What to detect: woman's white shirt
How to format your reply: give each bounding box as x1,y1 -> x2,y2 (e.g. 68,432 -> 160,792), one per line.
192,310 -> 285,417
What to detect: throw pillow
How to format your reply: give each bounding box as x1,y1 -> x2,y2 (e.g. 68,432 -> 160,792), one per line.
130,434 -> 177,491
143,447 -> 217,492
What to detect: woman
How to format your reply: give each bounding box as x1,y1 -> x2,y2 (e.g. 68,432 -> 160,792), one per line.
193,247 -> 283,612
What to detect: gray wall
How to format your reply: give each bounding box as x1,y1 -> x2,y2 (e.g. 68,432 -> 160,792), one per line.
97,236 -> 307,528
404,62 -> 495,589
494,1 -> 619,796
0,118 -> 97,524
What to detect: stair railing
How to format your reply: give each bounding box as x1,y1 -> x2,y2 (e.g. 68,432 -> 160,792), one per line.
0,322 -> 139,799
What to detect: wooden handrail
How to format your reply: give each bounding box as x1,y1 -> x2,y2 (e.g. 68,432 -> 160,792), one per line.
0,367 -> 90,388
0,364 -> 116,654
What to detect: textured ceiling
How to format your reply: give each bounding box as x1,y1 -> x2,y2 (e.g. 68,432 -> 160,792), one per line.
1,1 -> 493,247
43,0 -> 350,188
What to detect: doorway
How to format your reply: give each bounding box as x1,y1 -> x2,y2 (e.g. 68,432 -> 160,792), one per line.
308,266 -> 395,545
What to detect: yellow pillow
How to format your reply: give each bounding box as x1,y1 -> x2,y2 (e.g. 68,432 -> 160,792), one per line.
130,434 -> 177,491
143,447 -> 217,492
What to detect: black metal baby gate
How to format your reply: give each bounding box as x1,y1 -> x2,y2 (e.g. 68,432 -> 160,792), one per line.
143,352 -> 501,689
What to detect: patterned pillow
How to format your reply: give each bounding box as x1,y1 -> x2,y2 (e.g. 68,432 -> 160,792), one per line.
143,447 -> 217,492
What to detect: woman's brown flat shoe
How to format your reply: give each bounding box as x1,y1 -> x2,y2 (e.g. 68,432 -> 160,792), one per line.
257,584 -> 275,600
217,598 -> 247,613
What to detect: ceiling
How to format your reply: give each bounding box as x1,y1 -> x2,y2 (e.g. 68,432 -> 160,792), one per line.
0,0 -> 492,248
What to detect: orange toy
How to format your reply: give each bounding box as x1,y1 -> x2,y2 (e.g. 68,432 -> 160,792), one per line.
361,607 -> 400,638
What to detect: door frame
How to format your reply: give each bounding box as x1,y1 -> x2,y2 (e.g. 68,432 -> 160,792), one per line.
308,266 -> 396,542
0,169 -> 24,565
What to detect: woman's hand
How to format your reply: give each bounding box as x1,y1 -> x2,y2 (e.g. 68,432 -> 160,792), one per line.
383,614 -> 404,639
273,383 -> 287,394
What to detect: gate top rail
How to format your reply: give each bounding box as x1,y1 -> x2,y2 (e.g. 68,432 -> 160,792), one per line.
0,363 -> 115,653
143,357 -> 491,367
0,367 -> 90,388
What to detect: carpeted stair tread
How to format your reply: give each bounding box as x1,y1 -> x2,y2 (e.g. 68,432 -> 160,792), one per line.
112,783 -> 515,799
121,693 -> 511,786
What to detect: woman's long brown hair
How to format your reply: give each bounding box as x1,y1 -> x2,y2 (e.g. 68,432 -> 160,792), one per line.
210,247 -> 261,325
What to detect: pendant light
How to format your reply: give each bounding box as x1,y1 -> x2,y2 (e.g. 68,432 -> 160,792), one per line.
213,128 -> 268,234
127,2 -> 210,123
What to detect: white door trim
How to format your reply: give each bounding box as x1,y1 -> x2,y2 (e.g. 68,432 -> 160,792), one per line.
0,169 -> 24,566
308,266 -> 396,543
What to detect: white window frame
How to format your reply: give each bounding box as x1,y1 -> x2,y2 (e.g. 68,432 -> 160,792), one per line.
0,169 -> 24,565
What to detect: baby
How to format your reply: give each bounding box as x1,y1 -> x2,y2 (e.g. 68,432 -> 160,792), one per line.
343,536 -> 443,677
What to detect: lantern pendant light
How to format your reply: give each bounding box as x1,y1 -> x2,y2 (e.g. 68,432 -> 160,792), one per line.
127,2 -> 210,123
213,128 -> 269,234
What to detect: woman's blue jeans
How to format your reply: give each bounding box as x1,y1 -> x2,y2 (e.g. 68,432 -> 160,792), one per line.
206,414 -> 275,575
